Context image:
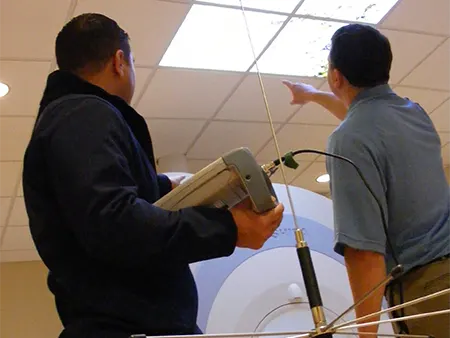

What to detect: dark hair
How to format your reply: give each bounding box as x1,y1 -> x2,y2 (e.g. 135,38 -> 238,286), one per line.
329,24 -> 392,88
55,13 -> 130,73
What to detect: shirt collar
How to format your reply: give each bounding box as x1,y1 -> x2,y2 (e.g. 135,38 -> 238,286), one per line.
347,84 -> 395,118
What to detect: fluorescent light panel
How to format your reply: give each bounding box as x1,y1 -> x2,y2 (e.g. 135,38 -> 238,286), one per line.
199,0 -> 300,14
159,5 -> 286,72
297,0 -> 400,24
252,18 -> 345,77
160,0 -> 399,76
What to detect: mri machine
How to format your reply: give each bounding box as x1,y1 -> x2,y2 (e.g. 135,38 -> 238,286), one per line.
162,172 -> 395,337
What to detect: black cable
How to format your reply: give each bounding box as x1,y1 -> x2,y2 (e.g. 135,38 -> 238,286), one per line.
273,148 -> 409,334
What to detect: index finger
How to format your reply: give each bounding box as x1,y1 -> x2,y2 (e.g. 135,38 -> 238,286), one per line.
282,80 -> 293,88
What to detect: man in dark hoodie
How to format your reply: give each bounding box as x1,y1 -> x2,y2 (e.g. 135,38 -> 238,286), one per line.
22,13 -> 284,338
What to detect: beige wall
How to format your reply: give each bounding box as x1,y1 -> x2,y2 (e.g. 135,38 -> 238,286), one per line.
0,261 -> 62,337
445,166 -> 450,183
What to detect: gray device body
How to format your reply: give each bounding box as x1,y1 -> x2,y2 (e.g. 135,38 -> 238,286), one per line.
154,147 -> 277,213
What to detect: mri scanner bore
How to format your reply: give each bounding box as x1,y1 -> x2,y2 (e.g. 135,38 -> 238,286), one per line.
171,183 -> 395,337
157,147 -> 396,337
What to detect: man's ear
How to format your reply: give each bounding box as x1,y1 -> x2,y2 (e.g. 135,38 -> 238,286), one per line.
332,68 -> 345,90
112,50 -> 126,77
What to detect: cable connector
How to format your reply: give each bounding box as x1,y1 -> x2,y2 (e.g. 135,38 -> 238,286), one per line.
283,151 -> 299,169
261,161 -> 278,177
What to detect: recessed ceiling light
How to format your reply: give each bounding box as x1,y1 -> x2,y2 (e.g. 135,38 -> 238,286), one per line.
0,82 -> 10,98
200,0 -> 300,14
159,5 -> 286,72
297,0 -> 400,24
316,174 -> 330,183
159,0 -> 399,76
251,18 -> 344,77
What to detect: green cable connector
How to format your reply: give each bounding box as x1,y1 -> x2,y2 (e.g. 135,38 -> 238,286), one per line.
283,151 -> 299,169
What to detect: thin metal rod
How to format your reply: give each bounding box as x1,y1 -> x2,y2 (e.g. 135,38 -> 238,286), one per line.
332,332 -> 431,338
333,287 -> 450,330
336,309 -> 450,331
323,265 -> 403,331
239,0 -> 300,230
137,330 -> 314,338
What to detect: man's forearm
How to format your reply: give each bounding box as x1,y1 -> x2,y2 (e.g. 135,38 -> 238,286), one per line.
344,247 -> 386,337
310,91 -> 348,121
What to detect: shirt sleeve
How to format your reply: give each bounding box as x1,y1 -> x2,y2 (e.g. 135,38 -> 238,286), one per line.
47,98 -> 237,269
326,131 -> 388,257
157,174 -> 172,197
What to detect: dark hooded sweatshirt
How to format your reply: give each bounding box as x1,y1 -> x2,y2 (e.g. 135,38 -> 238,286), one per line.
22,71 -> 237,338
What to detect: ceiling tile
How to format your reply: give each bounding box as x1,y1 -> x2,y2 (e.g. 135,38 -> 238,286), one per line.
147,119 -> 206,159
440,132 -> 450,145
291,161 -> 330,193
394,87 -> 449,113
0,117 -> 35,161
267,161 -> 312,185
137,68 -> 243,118
1,226 -> 35,251
187,121 -> 278,159
257,124 -> 336,162
381,0 -> 450,36
74,0 -> 191,66
0,162 -> 21,197
289,104 -> 341,126
400,39 -> 450,91
442,143 -> 449,166
289,82 -> 341,125
430,99 -> 450,133
1,198 -> 11,227
0,0 -> 72,59
0,249 -> 41,263
187,159 -> 214,174
0,61 -> 51,116
9,198 -> 28,226
380,30 -> 445,84
131,67 -> 153,107
17,180 -> 23,197
216,75 -> 323,123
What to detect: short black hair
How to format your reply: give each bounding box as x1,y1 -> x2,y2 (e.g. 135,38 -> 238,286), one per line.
329,24 -> 392,88
55,13 -> 130,73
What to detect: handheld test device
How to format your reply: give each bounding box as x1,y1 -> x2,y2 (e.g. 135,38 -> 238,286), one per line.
154,147 -> 277,213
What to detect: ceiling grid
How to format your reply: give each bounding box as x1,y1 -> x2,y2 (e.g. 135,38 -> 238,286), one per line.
0,0 -> 448,261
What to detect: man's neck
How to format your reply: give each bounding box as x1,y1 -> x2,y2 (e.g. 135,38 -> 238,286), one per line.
341,86 -> 364,108
77,70 -> 122,100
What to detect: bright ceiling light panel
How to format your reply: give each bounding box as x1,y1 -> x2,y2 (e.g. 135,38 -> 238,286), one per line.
297,0 -> 400,24
252,18 -> 345,77
199,0 -> 300,14
160,0 -> 399,76
159,5 -> 286,72
0,82 -> 10,98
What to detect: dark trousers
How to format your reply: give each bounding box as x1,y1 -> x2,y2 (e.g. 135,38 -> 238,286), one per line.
386,256 -> 450,338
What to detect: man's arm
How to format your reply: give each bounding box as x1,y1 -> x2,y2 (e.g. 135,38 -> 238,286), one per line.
344,247 -> 386,336
310,90 -> 348,121
282,81 -> 348,121
48,98 -> 237,269
156,174 -> 172,196
327,132 -> 388,337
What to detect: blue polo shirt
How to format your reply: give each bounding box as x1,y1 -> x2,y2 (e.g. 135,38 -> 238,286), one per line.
326,84 -> 450,274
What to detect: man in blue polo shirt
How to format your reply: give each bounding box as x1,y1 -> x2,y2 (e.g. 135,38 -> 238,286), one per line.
283,24 -> 449,338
